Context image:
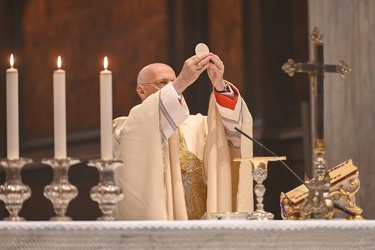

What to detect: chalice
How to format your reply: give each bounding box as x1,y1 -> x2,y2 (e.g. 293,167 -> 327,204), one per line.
235,156 -> 286,220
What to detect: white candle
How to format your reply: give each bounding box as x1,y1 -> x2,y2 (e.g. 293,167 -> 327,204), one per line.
100,56 -> 113,160
53,56 -> 67,159
6,54 -> 19,159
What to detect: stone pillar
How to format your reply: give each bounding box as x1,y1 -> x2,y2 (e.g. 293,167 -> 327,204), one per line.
308,0 -> 375,219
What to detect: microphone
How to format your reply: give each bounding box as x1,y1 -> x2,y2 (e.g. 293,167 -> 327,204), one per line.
234,127 -> 356,217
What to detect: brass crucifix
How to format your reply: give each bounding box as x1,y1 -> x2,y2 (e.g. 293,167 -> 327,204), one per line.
282,27 -> 351,156
282,27 -> 351,219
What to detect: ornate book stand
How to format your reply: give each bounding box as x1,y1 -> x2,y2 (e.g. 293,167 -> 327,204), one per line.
280,159 -> 363,220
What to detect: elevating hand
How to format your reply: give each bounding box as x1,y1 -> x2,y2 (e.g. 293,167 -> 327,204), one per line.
172,53 -> 211,95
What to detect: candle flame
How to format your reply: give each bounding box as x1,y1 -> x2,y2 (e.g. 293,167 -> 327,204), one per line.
10,54 -> 14,67
57,56 -> 62,69
103,56 -> 108,69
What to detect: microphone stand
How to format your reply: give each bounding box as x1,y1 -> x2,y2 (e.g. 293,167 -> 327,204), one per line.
234,127 -> 355,217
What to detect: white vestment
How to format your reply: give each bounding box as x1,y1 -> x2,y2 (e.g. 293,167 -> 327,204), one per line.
113,83 -> 253,220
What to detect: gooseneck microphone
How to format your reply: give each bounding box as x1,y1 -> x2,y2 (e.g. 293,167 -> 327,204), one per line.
234,127 -> 356,217
235,127 -> 304,184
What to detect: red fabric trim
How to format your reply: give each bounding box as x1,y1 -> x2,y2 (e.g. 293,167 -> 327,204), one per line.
214,83 -> 239,110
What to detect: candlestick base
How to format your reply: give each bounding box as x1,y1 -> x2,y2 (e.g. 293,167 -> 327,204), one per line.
300,154 -> 334,219
0,158 -> 32,221
42,158 -> 80,221
88,159 -> 124,221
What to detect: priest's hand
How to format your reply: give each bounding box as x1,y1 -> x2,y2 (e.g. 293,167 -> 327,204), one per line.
207,53 -> 226,91
172,54 -> 211,95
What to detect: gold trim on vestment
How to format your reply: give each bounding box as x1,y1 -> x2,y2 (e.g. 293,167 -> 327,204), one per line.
179,130 -> 207,219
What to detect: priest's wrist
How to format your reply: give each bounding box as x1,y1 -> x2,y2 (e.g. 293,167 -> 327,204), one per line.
171,78 -> 185,95
214,81 -> 229,93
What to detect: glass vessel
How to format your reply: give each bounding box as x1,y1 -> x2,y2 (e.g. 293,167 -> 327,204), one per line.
42,158 -> 80,221
88,159 -> 124,220
0,158 -> 32,221
210,212 -> 248,220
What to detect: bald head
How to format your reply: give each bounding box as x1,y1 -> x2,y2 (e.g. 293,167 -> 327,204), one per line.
137,63 -> 175,85
136,63 -> 176,102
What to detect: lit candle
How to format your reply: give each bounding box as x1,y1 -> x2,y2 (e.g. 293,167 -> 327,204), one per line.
100,56 -> 113,160
53,56 -> 67,159
6,54 -> 19,159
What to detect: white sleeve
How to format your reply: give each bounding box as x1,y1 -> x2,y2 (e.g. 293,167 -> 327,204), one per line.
215,93 -> 242,148
159,82 -> 190,141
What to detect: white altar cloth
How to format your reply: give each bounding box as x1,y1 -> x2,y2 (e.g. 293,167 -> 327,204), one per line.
0,220 -> 374,249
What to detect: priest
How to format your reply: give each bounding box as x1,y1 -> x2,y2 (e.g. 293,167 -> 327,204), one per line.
113,52 -> 254,220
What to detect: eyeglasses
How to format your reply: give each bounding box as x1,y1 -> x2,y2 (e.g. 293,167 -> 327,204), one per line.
141,79 -> 175,89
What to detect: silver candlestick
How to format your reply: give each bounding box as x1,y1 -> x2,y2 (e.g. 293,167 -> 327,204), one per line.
0,158 -> 32,221
42,158 -> 80,221
88,159 -> 124,221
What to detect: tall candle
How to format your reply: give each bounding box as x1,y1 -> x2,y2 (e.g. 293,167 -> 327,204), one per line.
100,56 -> 113,160
6,54 -> 19,159
53,56 -> 67,159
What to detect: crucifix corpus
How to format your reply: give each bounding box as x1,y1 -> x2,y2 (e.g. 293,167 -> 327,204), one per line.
281,27 -> 351,219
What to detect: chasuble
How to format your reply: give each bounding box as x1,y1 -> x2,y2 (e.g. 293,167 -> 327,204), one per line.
113,82 -> 253,220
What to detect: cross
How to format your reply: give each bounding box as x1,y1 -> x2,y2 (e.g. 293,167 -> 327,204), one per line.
282,27 -> 351,155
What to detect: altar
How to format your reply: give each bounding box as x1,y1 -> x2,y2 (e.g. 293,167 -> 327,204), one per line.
0,220 -> 374,250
